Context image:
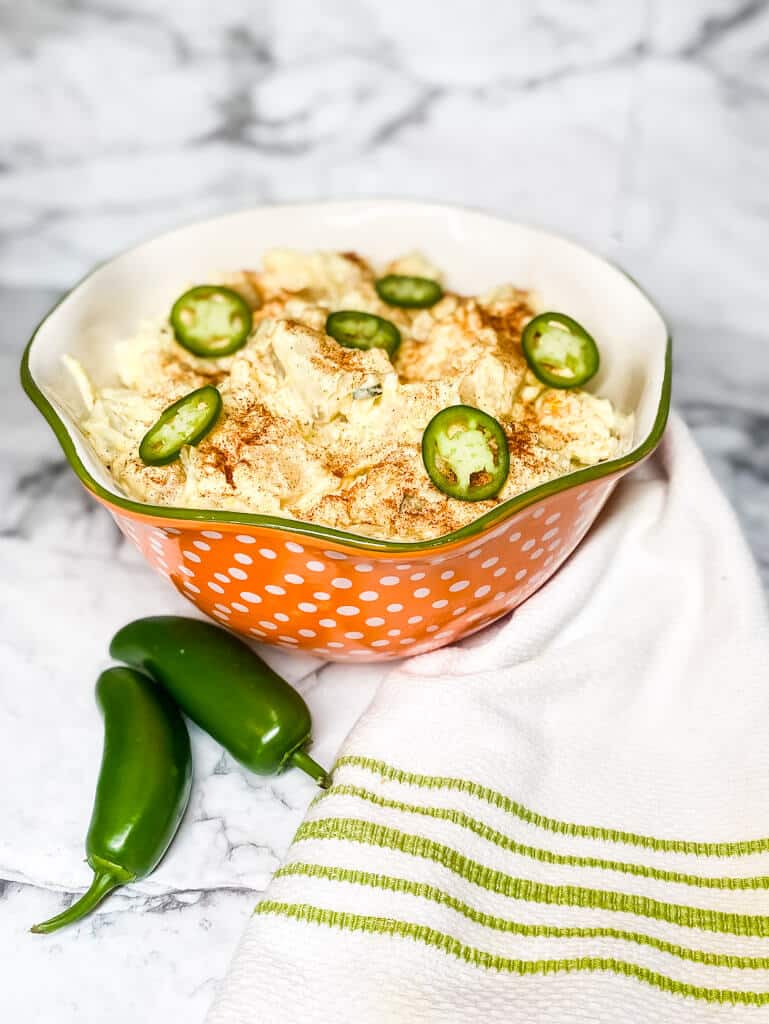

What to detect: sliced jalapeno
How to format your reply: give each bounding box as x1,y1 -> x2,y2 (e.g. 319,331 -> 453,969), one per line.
375,274 -> 443,309
422,405 -> 509,501
139,385 -> 222,466
521,312 -> 599,389
326,310 -> 401,357
170,285 -> 252,357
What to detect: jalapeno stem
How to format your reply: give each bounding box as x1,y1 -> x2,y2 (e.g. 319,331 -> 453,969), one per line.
289,748 -> 330,788
30,870 -> 121,935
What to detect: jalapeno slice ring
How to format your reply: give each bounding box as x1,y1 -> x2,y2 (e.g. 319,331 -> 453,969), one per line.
139,385 -> 222,466
326,310 -> 401,357
375,274 -> 443,309
521,312 -> 599,389
422,405 -> 510,501
170,285 -> 252,358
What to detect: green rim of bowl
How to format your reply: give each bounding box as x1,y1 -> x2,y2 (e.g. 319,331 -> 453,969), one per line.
20,214 -> 672,555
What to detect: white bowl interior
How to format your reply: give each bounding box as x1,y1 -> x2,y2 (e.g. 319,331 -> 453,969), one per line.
28,201 -> 668,504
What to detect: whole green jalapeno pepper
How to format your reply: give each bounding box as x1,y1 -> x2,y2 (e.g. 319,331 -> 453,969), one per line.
110,616 -> 330,787
31,667 -> 192,934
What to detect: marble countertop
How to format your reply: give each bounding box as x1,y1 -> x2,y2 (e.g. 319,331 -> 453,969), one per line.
2,2 -> 768,1021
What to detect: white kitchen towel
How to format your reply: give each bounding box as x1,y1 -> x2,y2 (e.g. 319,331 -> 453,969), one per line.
207,414 -> 769,1024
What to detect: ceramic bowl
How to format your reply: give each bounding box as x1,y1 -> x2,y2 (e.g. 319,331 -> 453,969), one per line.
22,201 -> 671,661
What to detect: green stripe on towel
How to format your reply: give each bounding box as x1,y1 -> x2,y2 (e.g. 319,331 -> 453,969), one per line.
317,784 -> 769,890
335,757 -> 769,857
294,818 -> 769,936
276,862 -> 769,968
255,901 -> 769,1005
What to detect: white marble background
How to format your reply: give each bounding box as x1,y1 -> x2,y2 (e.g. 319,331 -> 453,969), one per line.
1,1 -> 767,1021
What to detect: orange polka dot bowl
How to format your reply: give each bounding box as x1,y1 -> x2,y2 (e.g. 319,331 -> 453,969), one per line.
21,201 -> 671,661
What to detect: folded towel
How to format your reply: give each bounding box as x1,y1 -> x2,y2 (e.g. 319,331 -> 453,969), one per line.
208,414 -> 769,1024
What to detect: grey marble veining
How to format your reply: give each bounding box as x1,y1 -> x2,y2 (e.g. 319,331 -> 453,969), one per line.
1,2 -> 768,1021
